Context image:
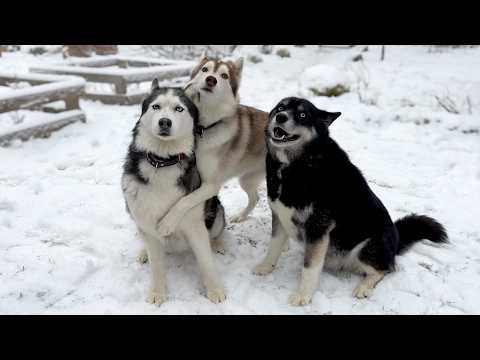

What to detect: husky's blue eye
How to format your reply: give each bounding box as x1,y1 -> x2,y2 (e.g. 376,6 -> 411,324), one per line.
300,113 -> 306,118
201,67 -> 208,72
175,105 -> 184,112
278,107 -> 284,111
152,104 -> 160,111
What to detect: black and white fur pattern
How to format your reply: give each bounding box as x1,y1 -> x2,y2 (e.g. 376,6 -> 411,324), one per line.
122,83 -> 226,305
254,97 -> 448,306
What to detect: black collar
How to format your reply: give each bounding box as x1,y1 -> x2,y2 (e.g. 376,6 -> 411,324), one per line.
196,120 -> 223,137
145,152 -> 187,168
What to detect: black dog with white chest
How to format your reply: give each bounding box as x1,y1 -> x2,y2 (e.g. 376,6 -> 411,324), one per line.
253,97 -> 448,306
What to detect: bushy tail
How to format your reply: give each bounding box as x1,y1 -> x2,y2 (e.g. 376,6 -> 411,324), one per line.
394,214 -> 448,254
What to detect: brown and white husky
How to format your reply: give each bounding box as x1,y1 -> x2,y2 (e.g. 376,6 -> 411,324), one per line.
156,54 -> 269,238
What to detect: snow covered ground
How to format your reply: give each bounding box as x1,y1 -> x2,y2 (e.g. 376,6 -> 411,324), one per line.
1,45 -> 479,314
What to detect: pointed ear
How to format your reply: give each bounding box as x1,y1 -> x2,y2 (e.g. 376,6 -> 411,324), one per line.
324,111 -> 341,127
190,53 -> 209,79
151,78 -> 159,92
234,57 -> 244,76
198,50 -> 208,63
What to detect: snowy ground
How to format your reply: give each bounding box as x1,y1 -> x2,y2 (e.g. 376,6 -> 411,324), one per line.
1,45 -> 479,314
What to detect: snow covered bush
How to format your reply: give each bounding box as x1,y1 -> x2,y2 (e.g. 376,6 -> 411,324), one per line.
299,64 -> 354,97
248,55 -> 263,64
276,48 -> 291,58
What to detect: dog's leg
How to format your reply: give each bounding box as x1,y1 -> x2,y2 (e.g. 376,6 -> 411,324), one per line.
231,171 -> 263,223
157,183 -> 221,237
209,199 -> 226,254
352,236 -> 390,299
183,224 -> 226,304
288,224 -> 334,306
353,263 -> 385,299
142,232 -> 168,306
253,212 -> 288,275
211,235 -> 226,255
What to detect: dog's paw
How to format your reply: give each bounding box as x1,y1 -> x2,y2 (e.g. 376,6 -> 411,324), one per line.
206,287 -> 226,304
252,262 -> 275,276
230,212 -> 248,223
147,289 -> 167,306
353,284 -> 374,299
288,292 -> 312,307
212,241 -> 226,255
137,249 -> 149,264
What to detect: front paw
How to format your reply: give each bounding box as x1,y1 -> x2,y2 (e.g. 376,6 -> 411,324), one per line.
353,284 -> 374,299
230,212 -> 248,223
206,287 -> 226,304
252,262 -> 275,275
212,239 -> 226,255
288,292 -> 312,306
147,289 -> 167,306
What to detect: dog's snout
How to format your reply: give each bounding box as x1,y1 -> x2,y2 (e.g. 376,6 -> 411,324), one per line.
158,118 -> 172,129
275,113 -> 288,124
205,76 -> 217,88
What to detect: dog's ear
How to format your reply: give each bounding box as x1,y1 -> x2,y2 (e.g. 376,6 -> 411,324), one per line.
198,50 -> 208,62
233,57 -> 244,90
234,57 -> 244,77
190,52 -> 209,79
151,78 -> 159,92
322,111 -> 341,127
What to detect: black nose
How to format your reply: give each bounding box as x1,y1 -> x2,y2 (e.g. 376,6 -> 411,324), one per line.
275,113 -> 288,124
205,76 -> 217,88
158,118 -> 172,129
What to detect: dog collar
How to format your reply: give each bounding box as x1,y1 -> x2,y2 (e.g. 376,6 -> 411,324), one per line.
196,120 -> 223,137
146,152 -> 187,168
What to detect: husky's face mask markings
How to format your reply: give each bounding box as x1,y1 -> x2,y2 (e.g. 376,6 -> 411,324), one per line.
267,97 -> 341,152
184,55 -> 244,116
140,80 -> 199,141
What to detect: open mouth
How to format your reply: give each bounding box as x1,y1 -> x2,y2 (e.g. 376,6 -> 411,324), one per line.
271,127 -> 300,143
158,130 -> 171,137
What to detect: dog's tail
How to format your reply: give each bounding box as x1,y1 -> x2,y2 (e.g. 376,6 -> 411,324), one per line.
394,214 -> 448,255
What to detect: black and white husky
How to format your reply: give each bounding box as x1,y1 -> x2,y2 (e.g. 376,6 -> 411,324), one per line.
122,82 -> 226,305
254,97 -> 448,306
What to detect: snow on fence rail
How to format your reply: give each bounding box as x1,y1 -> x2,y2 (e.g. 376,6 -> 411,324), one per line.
30,56 -> 195,105
0,72 -> 86,146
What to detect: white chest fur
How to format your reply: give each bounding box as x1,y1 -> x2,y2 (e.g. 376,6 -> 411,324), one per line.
196,145 -> 221,182
195,117 -> 247,184
122,161 -> 199,238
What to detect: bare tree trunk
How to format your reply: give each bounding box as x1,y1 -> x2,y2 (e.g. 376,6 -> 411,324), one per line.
0,45 -> 7,57
381,45 -> 386,61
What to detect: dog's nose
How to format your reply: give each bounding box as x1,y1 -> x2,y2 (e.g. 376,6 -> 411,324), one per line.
158,118 -> 172,129
275,113 -> 288,124
205,76 -> 217,88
